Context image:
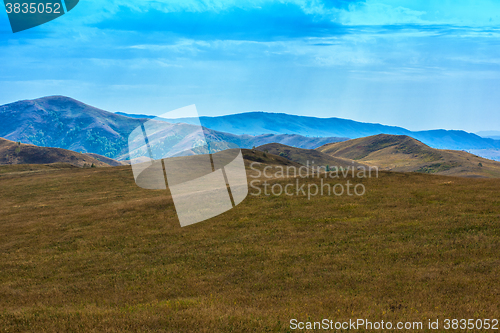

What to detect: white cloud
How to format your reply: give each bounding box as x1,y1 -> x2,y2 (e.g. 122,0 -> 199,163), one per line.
338,1 -> 427,25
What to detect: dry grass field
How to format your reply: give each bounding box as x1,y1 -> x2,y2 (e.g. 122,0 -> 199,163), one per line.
0,160 -> 499,332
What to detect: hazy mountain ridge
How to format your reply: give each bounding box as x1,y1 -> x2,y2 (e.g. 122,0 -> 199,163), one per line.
476,131 -> 500,140
465,149 -> 500,162
2,96 -> 498,162
118,111 -> 500,151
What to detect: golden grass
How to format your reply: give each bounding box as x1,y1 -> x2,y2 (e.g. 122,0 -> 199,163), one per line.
317,134 -> 500,178
0,164 -> 499,332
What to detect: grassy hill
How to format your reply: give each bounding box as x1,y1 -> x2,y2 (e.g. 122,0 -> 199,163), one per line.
0,162 -> 499,331
0,138 -> 112,167
241,148 -> 302,168
317,134 -> 500,178
84,153 -> 128,166
256,142 -> 368,169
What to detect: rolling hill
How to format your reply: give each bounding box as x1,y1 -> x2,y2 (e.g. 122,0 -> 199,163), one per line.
0,138 -> 113,167
0,134 -> 298,170
255,143 -> 368,169
317,134 -> 500,178
119,111 -> 500,150
84,153 -> 129,166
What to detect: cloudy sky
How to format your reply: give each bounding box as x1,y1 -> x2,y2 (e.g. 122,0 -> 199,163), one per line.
1,0 -> 500,132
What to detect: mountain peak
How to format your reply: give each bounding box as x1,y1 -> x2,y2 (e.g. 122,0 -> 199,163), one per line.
32,95 -> 92,109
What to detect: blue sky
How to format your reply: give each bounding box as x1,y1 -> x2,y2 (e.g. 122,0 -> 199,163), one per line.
1,0 -> 500,132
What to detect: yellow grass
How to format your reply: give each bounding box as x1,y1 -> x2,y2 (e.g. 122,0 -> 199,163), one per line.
317,134 -> 500,178
0,163 -> 499,332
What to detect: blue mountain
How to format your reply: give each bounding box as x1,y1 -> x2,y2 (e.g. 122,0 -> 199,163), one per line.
116,111 -> 500,150
0,96 -> 346,159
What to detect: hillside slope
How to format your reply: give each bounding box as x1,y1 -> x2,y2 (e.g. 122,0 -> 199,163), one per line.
84,153 -> 128,166
317,134 -> 500,178
256,143 -> 367,169
0,138 -> 112,167
0,96 -> 144,158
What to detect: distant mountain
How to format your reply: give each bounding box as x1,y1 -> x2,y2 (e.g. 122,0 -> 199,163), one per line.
476,131 -> 500,140
1,96 -> 345,160
0,138 -> 113,167
117,111 -> 500,151
317,134 -> 500,178
213,134 -> 347,151
466,149 -> 500,162
116,111 -> 408,138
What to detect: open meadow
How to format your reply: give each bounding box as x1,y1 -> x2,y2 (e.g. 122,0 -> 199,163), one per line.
0,163 -> 499,332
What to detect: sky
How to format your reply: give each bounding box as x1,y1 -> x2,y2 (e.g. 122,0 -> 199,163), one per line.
1,0 -> 500,132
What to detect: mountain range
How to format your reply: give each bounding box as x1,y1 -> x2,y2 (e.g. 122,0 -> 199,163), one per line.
117,111 -> 500,151
0,96 -> 345,159
1,96 -> 499,162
